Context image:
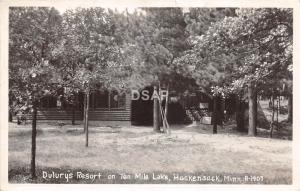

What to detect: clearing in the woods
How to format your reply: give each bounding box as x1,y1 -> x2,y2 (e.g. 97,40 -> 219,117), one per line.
8,120 -> 292,184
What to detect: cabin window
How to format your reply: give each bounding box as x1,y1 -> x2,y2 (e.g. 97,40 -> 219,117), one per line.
110,90 -> 126,109
92,91 -> 109,108
39,96 -> 57,108
92,90 -> 126,109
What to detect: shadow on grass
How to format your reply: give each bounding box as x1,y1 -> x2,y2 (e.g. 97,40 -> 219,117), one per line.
179,122 -> 292,140
9,128 -> 44,138
9,120 -> 292,140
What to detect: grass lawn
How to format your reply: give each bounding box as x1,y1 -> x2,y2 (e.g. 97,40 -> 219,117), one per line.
8,119 -> 292,184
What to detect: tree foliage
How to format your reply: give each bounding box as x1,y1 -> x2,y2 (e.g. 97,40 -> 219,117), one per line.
175,8 -> 292,98
9,7 -> 293,132
9,7 -> 63,110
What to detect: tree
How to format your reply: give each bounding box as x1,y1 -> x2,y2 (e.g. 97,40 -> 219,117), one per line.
58,8 -> 136,145
179,8 -> 292,136
173,8 -> 237,134
9,7 -> 63,178
223,9 -> 292,136
117,8 -> 192,133
174,8 -> 292,136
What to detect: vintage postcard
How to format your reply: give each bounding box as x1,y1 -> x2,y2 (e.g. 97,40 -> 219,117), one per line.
0,0 -> 300,190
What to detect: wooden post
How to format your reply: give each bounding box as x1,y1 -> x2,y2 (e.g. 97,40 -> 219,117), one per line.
30,100 -> 37,179
85,89 -> 90,147
153,86 -> 160,132
159,99 -> 167,133
158,94 -> 170,134
213,96 -> 217,134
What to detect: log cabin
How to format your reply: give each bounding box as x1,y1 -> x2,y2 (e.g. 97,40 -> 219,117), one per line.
18,87 -> 221,125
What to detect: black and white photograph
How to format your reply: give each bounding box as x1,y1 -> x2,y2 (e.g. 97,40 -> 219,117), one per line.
1,2 -> 299,190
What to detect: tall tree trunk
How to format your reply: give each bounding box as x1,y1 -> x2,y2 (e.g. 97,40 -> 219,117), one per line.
83,92 -> 87,132
72,102 -> 75,125
71,91 -> 76,125
236,94 -> 243,131
9,109 -> 13,122
220,98 -> 225,127
153,86 -> 160,132
158,86 -> 163,127
213,96 -> 218,134
276,97 -> 279,124
248,83 -> 257,136
270,94 -> 275,138
164,86 -> 170,134
31,101 -> 37,179
278,94 -> 281,114
240,100 -> 245,131
85,90 -> 90,147
287,93 -> 292,122
256,97 -> 258,135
